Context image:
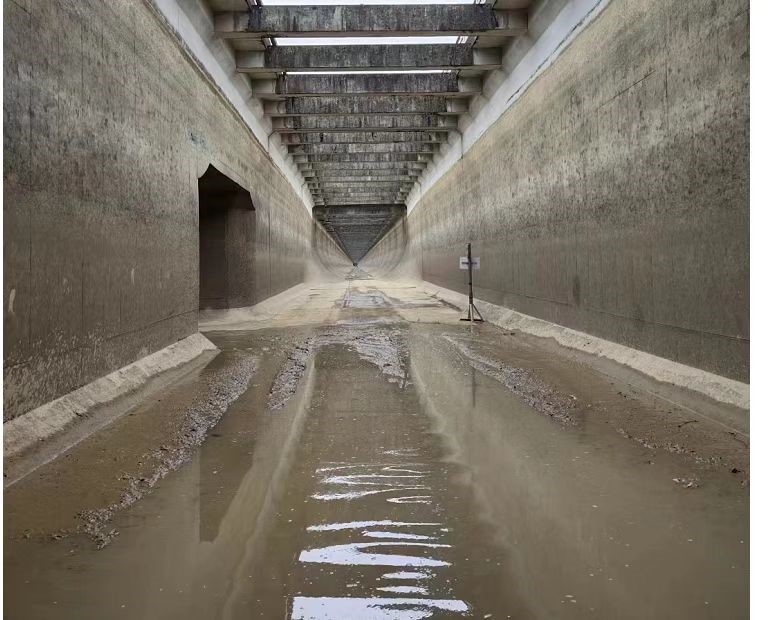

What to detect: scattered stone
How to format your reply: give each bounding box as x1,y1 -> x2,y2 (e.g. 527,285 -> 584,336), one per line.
673,477 -> 700,489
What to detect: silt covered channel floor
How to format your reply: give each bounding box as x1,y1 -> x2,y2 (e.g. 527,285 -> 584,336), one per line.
4,272 -> 748,619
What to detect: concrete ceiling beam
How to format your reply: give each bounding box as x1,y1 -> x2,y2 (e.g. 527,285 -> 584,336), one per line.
237,45 -> 502,74
294,153 -> 432,163
216,6 -> 526,38
272,115 -> 458,133
263,97 -> 468,117
314,197 -> 408,204
288,142 -> 439,155
309,181 -> 416,188
313,188 -> 409,195
312,185 -> 411,192
298,161 -> 427,172
316,203 -> 405,209
253,75 -> 482,99
305,174 -> 417,182
315,202 -> 406,209
309,181 -> 415,190
303,166 -> 419,174
314,207 -> 405,220
282,131 -> 449,146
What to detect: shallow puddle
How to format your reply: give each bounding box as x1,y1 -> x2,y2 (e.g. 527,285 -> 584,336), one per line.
4,287 -> 748,620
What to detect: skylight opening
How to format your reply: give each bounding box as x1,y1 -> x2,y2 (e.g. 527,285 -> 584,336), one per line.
261,0 -> 477,5
285,70 -> 450,75
273,36 -> 463,46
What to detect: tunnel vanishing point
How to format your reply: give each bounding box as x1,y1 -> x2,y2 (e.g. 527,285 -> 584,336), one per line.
3,1 -> 749,619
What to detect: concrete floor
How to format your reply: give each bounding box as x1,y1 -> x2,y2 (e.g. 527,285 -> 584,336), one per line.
4,272 -> 748,619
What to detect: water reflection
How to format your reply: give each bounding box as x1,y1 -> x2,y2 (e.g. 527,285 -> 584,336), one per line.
408,330 -> 749,620
289,457 -> 471,618
290,596 -> 469,619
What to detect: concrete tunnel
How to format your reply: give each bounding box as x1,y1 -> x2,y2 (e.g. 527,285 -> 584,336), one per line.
3,0 -> 751,618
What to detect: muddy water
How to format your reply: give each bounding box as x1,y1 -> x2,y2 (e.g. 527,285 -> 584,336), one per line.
4,285 -> 748,619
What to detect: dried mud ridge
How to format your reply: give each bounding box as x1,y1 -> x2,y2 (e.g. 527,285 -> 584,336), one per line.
442,334 -> 578,425
77,354 -> 259,549
616,425 -> 750,486
443,335 -> 748,484
268,325 -> 409,410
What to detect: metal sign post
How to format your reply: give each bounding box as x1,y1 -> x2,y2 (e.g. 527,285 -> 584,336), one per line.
459,242 -> 484,322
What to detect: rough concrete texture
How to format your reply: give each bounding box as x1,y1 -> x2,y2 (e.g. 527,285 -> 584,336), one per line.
361,218 -> 421,281
298,153 -> 432,164
263,96 -> 468,117
283,131 -> 449,146
3,333 -> 218,461
365,0 -> 749,382
233,5 -> 526,37
240,45 -> 501,74
291,143 -> 438,155
273,115 -> 458,133
259,74 -> 482,98
2,0 -> 348,421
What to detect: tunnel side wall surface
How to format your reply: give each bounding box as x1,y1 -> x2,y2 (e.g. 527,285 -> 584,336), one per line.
2,1 -> 345,421
360,216 -> 421,281
377,0 -> 749,381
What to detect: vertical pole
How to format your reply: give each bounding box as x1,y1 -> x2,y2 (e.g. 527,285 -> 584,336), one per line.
467,242 -> 474,322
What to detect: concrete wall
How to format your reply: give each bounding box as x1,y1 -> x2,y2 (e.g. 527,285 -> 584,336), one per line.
360,216 -> 420,281
307,223 -> 357,284
369,0 -> 750,382
3,0 -> 346,420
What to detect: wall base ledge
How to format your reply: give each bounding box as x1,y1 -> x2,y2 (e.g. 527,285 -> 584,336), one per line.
422,281 -> 749,413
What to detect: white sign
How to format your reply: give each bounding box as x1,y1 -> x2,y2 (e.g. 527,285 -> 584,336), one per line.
459,256 -> 480,270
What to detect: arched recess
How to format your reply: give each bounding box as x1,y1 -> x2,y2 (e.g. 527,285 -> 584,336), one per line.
198,165 -> 255,310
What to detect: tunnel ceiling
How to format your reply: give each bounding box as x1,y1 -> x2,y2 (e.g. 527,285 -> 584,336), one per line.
209,0 -> 531,260
314,205 -> 405,263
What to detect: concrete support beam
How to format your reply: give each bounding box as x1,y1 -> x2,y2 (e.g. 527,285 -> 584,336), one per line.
313,193 -> 412,201
272,115 -> 458,133
282,131 -> 449,146
307,169 -> 417,176
307,177 -> 415,190
312,194 -> 411,202
316,202 -> 405,208
288,143 -> 439,155
315,200 -> 405,208
313,186 -> 409,193
304,173 -> 417,181
298,161 -> 428,171
294,153 -> 432,164
263,97 -> 468,117
253,75 -> 482,99
237,45 -> 502,74
314,196 -> 408,204
215,6 -> 527,38
309,181 -> 414,190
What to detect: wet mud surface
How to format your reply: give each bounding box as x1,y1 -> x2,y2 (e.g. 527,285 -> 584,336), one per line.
4,277 -> 749,619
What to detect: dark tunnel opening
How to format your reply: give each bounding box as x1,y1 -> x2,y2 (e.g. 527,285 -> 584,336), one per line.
198,165 -> 254,310
313,204 -> 405,263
